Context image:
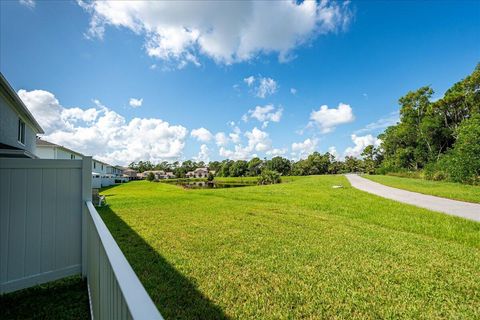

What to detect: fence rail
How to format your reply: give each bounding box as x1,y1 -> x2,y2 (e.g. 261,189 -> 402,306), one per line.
84,201 -> 163,320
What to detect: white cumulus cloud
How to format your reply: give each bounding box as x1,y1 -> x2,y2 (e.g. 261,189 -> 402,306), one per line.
19,0 -> 35,9
79,1 -> 352,67
344,134 -> 381,158
245,127 -> 271,152
310,103 -> 355,133
244,76 -> 255,86
243,104 -> 282,128
215,132 -> 229,147
291,138 -> 318,159
354,111 -> 399,135
191,127 -> 213,142
193,144 -> 210,163
129,98 -> 143,108
266,148 -> 287,157
219,127 -> 273,160
242,76 -> 278,98
327,146 -> 339,159
256,77 -> 278,98
18,89 -> 188,165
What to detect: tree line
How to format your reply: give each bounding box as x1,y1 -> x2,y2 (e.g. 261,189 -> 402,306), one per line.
129,63 -> 479,185
128,151 -> 377,178
378,63 -> 479,184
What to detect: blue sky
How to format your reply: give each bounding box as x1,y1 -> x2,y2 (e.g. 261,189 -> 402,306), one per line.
1,0 -> 479,165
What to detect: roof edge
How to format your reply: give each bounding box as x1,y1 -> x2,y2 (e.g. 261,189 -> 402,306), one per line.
0,72 -> 45,134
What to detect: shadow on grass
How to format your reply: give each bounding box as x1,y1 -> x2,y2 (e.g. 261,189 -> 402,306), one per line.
97,206 -> 229,320
99,184 -> 122,192
0,276 -> 89,320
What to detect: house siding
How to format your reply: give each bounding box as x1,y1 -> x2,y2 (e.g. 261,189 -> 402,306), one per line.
0,91 -> 37,155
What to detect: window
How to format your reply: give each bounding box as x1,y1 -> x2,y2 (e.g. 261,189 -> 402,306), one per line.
17,118 -> 25,144
94,162 -> 96,169
70,154 -> 75,160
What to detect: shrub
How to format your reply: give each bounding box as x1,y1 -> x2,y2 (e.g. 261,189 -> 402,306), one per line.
432,171 -> 447,181
442,115 -> 480,184
384,169 -> 424,179
257,170 -> 281,185
146,172 -> 155,182
424,161 -> 448,181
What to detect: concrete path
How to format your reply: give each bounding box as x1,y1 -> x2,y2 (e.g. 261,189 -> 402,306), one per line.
345,174 -> 480,222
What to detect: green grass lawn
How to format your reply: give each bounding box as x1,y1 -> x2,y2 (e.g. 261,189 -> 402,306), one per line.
0,276 -> 90,320
99,176 -> 480,319
364,175 -> 480,203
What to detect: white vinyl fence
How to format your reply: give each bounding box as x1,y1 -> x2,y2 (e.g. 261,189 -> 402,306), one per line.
0,157 -> 163,319
85,201 -> 163,320
0,158 -> 88,293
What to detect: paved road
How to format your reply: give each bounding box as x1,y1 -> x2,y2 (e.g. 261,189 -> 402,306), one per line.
345,174 -> 480,222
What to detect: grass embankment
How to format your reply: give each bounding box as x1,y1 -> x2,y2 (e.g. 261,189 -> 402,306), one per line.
0,276 -> 90,319
364,175 -> 480,203
99,176 -> 480,319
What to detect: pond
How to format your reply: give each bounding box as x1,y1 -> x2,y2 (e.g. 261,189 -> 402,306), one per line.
163,181 -> 257,189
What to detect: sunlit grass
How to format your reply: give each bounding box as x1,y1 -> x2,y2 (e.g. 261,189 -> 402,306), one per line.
364,175 -> 480,203
99,176 -> 480,319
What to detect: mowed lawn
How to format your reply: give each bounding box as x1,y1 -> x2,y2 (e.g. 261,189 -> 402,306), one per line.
0,276 -> 90,320
99,176 -> 480,319
364,175 -> 480,204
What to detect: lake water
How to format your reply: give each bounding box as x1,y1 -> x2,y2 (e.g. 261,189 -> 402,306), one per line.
164,181 -> 256,189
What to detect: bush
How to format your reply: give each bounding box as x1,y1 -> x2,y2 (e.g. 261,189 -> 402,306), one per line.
257,170 -> 281,185
442,115 -> 480,185
146,172 -> 155,182
207,172 -> 214,182
384,169 -> 424,179
423,161 -> 448,181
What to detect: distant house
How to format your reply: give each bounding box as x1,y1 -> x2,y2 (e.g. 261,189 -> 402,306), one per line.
140,170 -> 175,180
164,172 -> 175,179
137,170 -> 171,180
0,73 -> 44,158
122,168 -> 138,180
186,167 -> 210,178
36,138 -> 125,188
121,167 -> 138,180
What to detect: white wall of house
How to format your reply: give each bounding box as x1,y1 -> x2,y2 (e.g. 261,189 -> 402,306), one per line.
36,146 -> 82,160
92,160 -> 116,187
0,91 -> 38,156
92,173 -> 102,189
36,145 -> 117,188
92,160 -> 108,175
35,147 -> 55,159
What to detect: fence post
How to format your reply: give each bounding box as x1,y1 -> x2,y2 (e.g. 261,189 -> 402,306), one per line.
81,156 -> 92,277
